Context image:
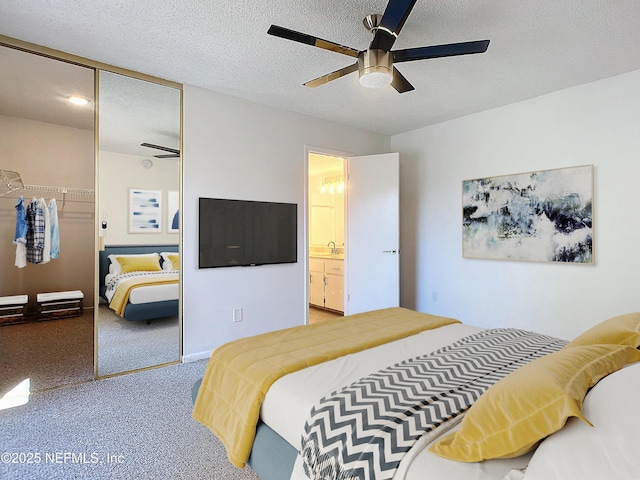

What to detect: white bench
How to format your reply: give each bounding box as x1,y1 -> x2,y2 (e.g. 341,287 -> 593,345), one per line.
37,290 -> 84,321
0,294 -> 28,326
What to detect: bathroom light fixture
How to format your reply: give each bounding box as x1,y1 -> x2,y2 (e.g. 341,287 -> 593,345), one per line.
320,175 -> 344,194
68,96 -> 89,106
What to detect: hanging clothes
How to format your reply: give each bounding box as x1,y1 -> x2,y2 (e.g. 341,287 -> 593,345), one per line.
49,198 -> 60,259
14,196 -> 27,268
39,197 -> 51,264
26,198 -> 45,264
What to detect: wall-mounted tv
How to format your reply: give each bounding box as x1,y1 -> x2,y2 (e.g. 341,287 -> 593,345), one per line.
199,197 -> 297,268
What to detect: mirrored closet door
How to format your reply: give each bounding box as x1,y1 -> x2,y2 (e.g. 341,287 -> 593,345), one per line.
96,71 -> 181,377
0,43 -> 95,399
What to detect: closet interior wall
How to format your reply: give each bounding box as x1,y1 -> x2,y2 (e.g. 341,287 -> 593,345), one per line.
0,114 -> 95,316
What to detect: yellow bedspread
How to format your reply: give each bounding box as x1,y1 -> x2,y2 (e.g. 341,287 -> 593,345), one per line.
108,273 -> 179,316
192,306 -> 460,468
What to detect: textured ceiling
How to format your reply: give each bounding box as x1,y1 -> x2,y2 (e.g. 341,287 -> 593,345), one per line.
99,71 -> 180,156
1,0 -> 640,136
0,45 -> 180,158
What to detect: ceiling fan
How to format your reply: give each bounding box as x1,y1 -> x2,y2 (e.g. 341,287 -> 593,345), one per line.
267,0 -> 490,93
140,143 -> 180,159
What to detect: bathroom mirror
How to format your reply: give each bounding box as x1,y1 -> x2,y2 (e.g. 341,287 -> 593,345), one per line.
96,70 -> 181,377
308,153 -> 345,248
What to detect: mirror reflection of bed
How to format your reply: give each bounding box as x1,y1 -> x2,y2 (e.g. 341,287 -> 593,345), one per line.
97,246 -> 179,377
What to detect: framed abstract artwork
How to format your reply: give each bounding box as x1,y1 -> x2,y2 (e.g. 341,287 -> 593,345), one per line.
129,188 -> 162,233
462,165 -> 593,263
167,190 -> 179,233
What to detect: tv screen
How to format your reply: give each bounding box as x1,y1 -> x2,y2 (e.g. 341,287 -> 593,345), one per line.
199,197 -> 297,268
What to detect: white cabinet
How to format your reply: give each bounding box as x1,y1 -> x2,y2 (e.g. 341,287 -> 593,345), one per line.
308,258 -> 344,313
309,258 -> 325,308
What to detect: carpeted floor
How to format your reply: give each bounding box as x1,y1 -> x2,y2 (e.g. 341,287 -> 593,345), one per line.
0,305 -> 181,400
97,305 -> 179,376
0,360 -> 261,480
0,311 -> 94,395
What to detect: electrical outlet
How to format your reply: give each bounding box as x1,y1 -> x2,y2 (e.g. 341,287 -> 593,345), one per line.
233,307 -> 243,323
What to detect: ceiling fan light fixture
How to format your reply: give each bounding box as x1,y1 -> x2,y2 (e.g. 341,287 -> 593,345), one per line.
359,70 -> 392,89
269,2 -> 490,94
358,49 -> 393,89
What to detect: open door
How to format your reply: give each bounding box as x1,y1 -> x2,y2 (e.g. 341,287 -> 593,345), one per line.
345,153 -> 400,315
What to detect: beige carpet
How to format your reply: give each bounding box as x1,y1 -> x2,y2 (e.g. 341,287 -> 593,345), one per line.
0,310 -> 94,396
1,359 -> 261,480
96,305 -> 179,377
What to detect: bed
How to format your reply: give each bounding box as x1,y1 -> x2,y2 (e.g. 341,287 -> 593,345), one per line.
98,245 -> 179,322
192,307 -> 640,480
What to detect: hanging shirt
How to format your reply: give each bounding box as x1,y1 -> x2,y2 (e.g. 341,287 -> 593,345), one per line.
13,196 -> 27,244
14,196 -> 27,268
49,198 -> 60,259
26,198 -> 45,264
39,198 -> 51,264
15,243 -> 26,268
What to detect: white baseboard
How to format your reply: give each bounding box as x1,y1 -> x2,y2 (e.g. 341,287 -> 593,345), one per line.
182,351 -> 212,363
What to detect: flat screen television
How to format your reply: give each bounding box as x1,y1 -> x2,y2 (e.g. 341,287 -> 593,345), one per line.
199,197 -> 297,268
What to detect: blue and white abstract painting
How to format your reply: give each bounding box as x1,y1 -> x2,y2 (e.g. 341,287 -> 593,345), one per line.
462,165 -> 593,263
129,189 -> 162,233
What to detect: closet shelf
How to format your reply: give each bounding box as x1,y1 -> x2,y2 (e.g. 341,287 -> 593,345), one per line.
0,169 -> 94,205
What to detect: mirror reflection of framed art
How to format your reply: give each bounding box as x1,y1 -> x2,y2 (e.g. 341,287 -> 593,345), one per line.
168,190 -> 179,233
129,188 -> 162,233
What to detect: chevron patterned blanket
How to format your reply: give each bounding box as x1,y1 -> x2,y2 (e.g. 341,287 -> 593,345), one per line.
300,328 -> 567,480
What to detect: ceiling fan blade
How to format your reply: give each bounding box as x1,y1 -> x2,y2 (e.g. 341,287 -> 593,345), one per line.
154,154 -> 180,159
370,0 -> 417,51
141,142 -> 180,154
268,25 -> 360,58
390,67 -> 414,93
304,62 -> 359,88
393,39 -> 490,63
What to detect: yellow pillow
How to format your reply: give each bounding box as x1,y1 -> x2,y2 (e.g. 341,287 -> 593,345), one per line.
167,253 -> 180,270
566,312 -> 640,348
430,344 -> 640,462
116,254 -> 161,273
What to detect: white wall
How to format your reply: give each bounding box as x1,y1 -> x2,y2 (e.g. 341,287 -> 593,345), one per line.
392,69 -> 640,340
98,150 -> 179,245
182,86 -> 390,360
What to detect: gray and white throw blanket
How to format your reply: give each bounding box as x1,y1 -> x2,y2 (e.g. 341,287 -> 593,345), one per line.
300,328 -> 567,480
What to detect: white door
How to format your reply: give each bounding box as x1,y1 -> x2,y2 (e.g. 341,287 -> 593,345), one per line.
345,153 -> 400,315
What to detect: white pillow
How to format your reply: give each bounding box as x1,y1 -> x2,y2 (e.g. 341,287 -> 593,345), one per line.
522,362 -> 640,480
108,253 -> 159,274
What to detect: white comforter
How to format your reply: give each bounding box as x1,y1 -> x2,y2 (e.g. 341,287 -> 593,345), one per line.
261,323 -> 533,480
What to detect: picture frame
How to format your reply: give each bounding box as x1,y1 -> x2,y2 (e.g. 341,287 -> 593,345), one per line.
129,188 -> 162,233
167,190 -> 179,233
462,165 -> 594,263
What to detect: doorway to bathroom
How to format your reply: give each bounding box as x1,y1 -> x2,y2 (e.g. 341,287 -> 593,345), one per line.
306,148 -> 400,323
307,152 -> 345,323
